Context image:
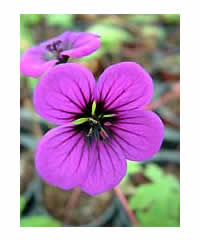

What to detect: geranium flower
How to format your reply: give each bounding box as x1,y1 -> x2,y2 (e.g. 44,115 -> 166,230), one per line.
20,31 -> 100,78
34,62 -> 164,196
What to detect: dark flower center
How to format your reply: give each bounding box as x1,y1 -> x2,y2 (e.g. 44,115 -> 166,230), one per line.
73,100 -> 117,143
46,40 -> 69,64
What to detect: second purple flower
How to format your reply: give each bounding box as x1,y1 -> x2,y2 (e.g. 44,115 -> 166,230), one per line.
20,31 -> 100,78
34,62 -> 164,196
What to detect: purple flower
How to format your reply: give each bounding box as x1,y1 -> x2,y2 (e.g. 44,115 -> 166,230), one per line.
20,31 -> 100,78
34,62 -> 164,196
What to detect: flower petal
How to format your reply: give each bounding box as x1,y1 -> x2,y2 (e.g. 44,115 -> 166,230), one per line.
20,46 -> 57,78
95,62 -> 153,112
35,125 -> 91,190
110,110 -> 164,161
20,31 -> 100,78
80,139 -> 127,196
61,32 -> 100,58
20,31 -> 71,78
33,63 -> 95,125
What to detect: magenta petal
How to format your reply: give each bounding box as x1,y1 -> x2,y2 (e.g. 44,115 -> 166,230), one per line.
111,110 -> 164,161
21,31 -> 70,78
20,31 -> 100,78
80,139 -> 127,196
20,46 -> 57,78
95,62 -> 153,112
61,32 -> 100,58
33,63 -> 96,125
35,125 -> 90,190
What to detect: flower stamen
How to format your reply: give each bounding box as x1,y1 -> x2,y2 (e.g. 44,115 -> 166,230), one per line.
72,117 -> 89,125
91,101 -> 97,116
100,127 -> 109,140
72,100 -> 116,141
87,127 -> 93,137
46,40 -> 69,64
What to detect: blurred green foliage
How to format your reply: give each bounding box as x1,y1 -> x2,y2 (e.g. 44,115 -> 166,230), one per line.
78,48 -> 105,63
121,161 -> 143,185
20,16 -> 35,52
161,14 -> 180,24
20,196 -> 27,213
128,164 -> 180,227
141,25 -> 166,40
129,14 -> 160,24
20,216 -> 62,227
46,14 -> 74,28
20,14 -> 74,52
20,195 -> 62,227
87,24 -> 132,54
21,14 -> 42,25
27,76 -> 39,90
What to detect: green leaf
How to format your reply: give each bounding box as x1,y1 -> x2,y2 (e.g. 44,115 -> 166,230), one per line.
129,184 -> 156,209
46,14 -> 74,28
163,175 -> 180,189
127,161 -> 143,175
72,118 -> 89,125
92,101 -> 96,116
87,24 -> 131,53
168,191 -> 180,219
144,164 -> 164,182
137,210 -> 166,227
120,161 -> 143,185
20,196 -> 27,213
20,216 -> 62,227
27,77 -> 39,89
137,204 -> 179,227
129,171 -> 180,227
78,48 -> 104,63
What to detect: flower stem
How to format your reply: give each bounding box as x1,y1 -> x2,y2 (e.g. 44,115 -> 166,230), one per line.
63,187 -> 81,225
114,186 -> 139,226
145,82 -> 180,111
145,91 -> 174,111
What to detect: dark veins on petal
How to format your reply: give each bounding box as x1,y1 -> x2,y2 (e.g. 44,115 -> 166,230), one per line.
45,40 -> 70,64
46,76 -> 145,161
